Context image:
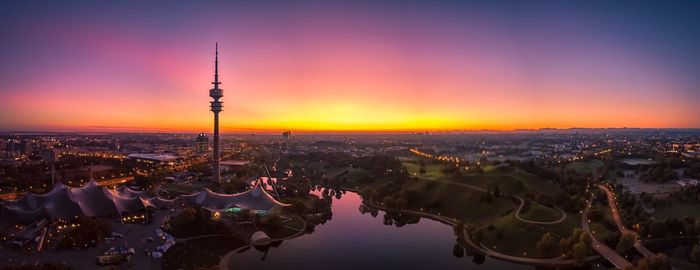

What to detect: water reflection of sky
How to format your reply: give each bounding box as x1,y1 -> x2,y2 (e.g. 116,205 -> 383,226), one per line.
230,191 -> 532,270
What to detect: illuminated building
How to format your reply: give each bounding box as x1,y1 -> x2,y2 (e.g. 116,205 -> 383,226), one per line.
195,133 -> 209,153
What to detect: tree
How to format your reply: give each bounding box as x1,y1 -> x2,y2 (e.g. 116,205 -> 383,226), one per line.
472,227 -> 485,243
571,242 -> 589,263
482,190 -> 493,203
453,243 -> 464,258
559,228 -> 585,254
60,216 -> 112,249
633,253 -> 670,270
616,233 -> 636,254
453,220 -> 465,238
587,207 -> 603,222
535,233 -> 559,257
579,232 -> 592,248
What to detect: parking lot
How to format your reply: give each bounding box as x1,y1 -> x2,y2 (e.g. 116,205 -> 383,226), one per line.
0,209 -> 177,269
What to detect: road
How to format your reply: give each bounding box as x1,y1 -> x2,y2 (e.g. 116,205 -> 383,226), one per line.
597,184 -> 656,258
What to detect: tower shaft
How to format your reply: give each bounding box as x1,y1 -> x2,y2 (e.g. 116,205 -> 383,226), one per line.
213,112 -> 220,182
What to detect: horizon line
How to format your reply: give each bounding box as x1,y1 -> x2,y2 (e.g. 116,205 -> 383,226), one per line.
2,126 -> 700,135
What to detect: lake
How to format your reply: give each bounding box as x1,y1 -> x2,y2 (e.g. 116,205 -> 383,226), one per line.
226,191 -> 532,270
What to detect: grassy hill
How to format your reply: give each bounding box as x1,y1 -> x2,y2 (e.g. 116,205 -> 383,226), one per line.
520,202 -> 564,223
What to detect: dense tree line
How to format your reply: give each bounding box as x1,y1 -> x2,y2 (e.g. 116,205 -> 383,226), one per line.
683,161 -> 700,179
534,228 -> 592,262
639,165 -> 678,183
622,254 -> 671,270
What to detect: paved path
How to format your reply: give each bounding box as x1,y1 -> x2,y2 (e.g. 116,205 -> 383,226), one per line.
512,196 -> 567,225
597,184 -> 656,258
365,199 -> 600,268
323,181 -> 599,267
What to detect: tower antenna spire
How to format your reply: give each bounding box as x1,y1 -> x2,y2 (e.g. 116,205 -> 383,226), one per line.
213,42 -> 220,88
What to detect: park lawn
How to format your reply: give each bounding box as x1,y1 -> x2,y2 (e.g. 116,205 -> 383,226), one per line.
566,159 -> 603,174
402,166 -> 563,224
327,167 -> 369,182
456,197 -> 515,225
403,161 -> 444,180
589,222 -> 614,241
520,202 -> 564,223
456,169 -> 558,197
481,213 -> 542,257
482,164 -> 498,173
547,213 -> 582,238
653,202 -> 700,219
399,178 -> 516,225
481,211 -> 581,258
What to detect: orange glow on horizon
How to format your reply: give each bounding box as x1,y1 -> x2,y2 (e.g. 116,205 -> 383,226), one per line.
2,3 -> 699,132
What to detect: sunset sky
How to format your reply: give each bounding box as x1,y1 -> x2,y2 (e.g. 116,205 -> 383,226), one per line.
1,1 -> 699,132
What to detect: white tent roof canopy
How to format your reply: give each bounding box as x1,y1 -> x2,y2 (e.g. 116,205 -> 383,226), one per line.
2,178 -> 289,224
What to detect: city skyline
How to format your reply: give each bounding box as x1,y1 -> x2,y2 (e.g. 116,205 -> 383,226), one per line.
2,1 -> 700,132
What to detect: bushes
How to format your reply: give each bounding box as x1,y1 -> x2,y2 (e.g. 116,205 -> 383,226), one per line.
615,233 -> 636,254
622,253 -> 671,270
571,242 -> 589,263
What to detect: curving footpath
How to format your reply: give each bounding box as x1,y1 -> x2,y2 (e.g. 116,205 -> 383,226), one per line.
513,195 -> 567,225
419,177 -> 567,225
218,216 -> 307,270
175,234 -> 237,243
365,199 -> 600,268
